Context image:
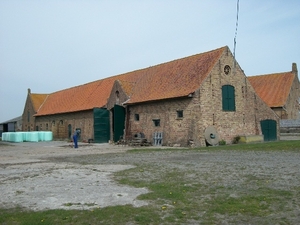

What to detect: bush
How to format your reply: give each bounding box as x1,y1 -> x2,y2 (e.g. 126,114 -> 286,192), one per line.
219,139 -> 226,145
232,136 -> 241,144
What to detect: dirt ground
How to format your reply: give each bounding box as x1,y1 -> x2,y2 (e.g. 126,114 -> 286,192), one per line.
1,140 -> 300,222
0,141 -> 149,211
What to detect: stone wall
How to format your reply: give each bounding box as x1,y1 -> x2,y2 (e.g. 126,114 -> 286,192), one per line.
283,75 -> 300,119
22,92 -> 37,131
35,110 -> 94,141
198,50 -> 279,145
127,98 -> 193,146
126,47 -> 279,147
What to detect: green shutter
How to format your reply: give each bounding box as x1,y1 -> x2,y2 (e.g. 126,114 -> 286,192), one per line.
222,85 -> 235,111
228,85 -> 235,111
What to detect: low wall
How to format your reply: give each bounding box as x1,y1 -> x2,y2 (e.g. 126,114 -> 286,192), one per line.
239,135 -> 264,143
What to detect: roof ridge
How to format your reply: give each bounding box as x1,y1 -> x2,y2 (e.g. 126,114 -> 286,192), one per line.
44,46 -> 228,96
36,94 -> 50,113
34,45 -> 229,115
248,71 -> 294,78
147,46 -> 227,68
127,46 -> 226,104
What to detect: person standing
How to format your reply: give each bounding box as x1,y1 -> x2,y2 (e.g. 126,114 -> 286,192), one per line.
73,130 -> 78,148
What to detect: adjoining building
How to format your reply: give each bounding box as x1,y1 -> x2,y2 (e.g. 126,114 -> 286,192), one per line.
0,116 -> 22,137
248,63 -> 300,120
22,46 -> 279,146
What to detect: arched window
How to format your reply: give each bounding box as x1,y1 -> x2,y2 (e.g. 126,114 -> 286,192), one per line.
27,110 -> 30,122
222,85 -> 235,111
116,90 -> 120,104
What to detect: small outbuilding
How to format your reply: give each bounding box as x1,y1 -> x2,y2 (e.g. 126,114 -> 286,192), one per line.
0,116 -> 22,137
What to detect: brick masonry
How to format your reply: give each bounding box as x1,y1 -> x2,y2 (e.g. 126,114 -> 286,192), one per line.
126,48 -> 279,146
276,73 -> 300,119
22,47 -> 280,146
23,95 -> 94,141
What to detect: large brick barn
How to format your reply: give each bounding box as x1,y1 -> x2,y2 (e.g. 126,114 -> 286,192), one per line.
22,46 -> 279,146
248,63 -> 300,120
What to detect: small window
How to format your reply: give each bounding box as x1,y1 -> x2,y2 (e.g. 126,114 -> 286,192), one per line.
40,124 -> 43,130
177,110 -> 183,118
224,65 -> 231,75
52,120 -> 55,125
134,114 -> 140,121
27,111 -> 30,122
59,120 -> 64,125
46,123 -> 48,130
153,119 -> 160,127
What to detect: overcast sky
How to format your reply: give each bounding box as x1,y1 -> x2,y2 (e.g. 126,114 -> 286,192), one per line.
0,0 -> 300,123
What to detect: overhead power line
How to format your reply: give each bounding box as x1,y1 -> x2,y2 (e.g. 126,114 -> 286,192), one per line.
233,0 -> 239,62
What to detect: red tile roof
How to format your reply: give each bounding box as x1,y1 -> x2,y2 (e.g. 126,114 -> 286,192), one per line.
35,46 -> 226,116
128,46 -> 226,104
248,72 -> 295,107
36,72 -> 142,116
30,94 -> 49,112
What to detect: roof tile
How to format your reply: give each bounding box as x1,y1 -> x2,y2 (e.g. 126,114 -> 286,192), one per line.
30,94 -> 49,112
248,72 -> 295,107
128,46 -> 225,104
35,46 -> 225,116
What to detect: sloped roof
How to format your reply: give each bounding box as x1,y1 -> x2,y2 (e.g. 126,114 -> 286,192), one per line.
30,94 -> 49,112
248,72 -> 295,107
127,47 -> 225,104
36,72 -> 142,116
35,46 -> 226,116
0,116 -> 22,124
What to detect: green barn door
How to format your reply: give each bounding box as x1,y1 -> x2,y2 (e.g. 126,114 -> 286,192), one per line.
260,119 -> 277,141
93,108 -> 110,143
113,105 -> 126,142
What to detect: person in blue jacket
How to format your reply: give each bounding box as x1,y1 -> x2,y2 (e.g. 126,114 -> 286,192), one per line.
73,130 -> 79,148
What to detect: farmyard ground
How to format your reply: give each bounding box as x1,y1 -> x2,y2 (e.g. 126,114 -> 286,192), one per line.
0,141 -> 299,224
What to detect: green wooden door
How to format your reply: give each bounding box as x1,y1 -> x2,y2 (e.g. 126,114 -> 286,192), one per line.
113,105 -> 126,142
93,108 -> 110,143
260,119 -> 277,141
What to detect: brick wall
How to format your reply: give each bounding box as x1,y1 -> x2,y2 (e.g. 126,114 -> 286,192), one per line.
198,50 -> 279,145
22,93 -> 37,131
35,110 -> 94,141
127,98 -> 193,146
127,47 -> 279,147
106,81 -> 129,110
282,75 -> 300,119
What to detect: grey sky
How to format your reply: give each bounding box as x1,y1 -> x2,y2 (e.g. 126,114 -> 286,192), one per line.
1,0 -> 299,122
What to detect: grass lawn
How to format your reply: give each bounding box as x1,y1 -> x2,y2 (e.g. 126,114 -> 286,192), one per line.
1,140 -> 300,225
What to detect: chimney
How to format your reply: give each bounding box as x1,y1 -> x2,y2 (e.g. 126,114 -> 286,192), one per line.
292,63 -> 298,77
28,88 -> 31,94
